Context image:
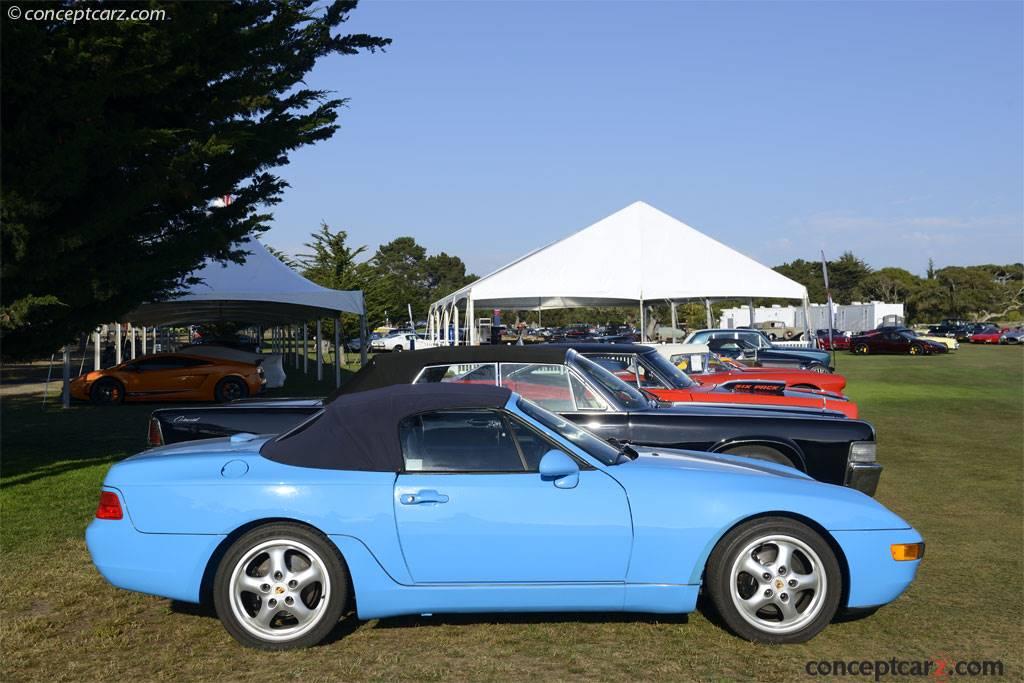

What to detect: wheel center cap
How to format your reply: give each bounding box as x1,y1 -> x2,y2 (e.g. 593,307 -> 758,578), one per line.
774,578 -> 784,590
275,585 -> 286,594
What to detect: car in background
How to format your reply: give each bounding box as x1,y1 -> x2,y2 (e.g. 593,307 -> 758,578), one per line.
849,329 -> 948,356
654,344 -> 848,394
685,329 -> 834,373
71,353 -> 265,404
969,324 -> 1003,344
177,344 -> 286,389
1000,327 -> 1024,344
190,334 -> 262,353
149,346 -> 884,496
751,320 -> 803,341
370,331 -> 435,352
564,343 -> 858,417
815,329 -> 851,351
89,383 -> 922,649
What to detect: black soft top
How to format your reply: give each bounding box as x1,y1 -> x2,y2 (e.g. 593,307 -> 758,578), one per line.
261,383 -> 512,471
329,345 -> 578,399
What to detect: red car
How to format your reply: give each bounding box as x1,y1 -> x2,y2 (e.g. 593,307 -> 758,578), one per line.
576,345 -> 858,418
815,329 -> 851,351
969,324 -> 1003,344
663,347 -> 848,394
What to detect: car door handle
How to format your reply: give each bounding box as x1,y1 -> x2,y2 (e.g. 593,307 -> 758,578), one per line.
400,490 -> 449,505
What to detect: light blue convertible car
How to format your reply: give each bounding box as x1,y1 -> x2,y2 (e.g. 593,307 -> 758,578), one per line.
87,384 -> 923,649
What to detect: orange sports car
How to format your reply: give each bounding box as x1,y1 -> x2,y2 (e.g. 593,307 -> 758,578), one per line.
70,353 -> 265,404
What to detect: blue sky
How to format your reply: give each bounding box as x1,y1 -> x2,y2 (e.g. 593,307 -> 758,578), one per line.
263,0 -> 1024,277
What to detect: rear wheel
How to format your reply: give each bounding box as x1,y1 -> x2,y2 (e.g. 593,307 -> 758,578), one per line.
213,523 -> 350,650
854,343 -> 870,355
215,377 -> 249,403
89,378 -> 125,405
392,345 -> 403,352
705,517 -> 841,644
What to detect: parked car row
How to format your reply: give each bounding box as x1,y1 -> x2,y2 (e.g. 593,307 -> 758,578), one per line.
89,343 -> 923,651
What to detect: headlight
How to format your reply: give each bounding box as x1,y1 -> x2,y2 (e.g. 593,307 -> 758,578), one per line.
849,441 -> 876,463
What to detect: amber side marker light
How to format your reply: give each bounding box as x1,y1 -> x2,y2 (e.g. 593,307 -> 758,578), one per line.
95,491 -> 123,520
891,543 -> 924,561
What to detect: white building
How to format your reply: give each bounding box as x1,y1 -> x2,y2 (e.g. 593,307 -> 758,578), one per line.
719,302 -> 905,334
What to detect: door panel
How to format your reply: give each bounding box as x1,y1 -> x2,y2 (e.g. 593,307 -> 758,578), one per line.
394,470 -> 632,583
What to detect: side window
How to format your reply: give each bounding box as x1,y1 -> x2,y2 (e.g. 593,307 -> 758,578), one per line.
506,416 -> 558,471
499,363 -> 574,411
414,363 -> 497,384
398,410 -> 525,472
738,332 -> 763,348
569,373 -> 608,411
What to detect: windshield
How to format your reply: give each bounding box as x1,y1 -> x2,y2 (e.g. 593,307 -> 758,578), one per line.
516,397 -> 628,465
568,352 -> 650,410
640,350 -> 697,388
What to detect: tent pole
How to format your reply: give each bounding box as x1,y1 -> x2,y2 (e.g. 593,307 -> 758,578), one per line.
129,324 -> 136,359
303,323 -> 309,374
62,345 -> 71,409
639,298 -> 646,343
670,302 -> 678,343
467,296 -> 476,346
93,330 -> 101,370
359,314 -> 368,367
316,320 -> 323,381
748,298 -> 755,329
705,300 -> 713,328
141,326 -> 147,355
334,315 -> 342,388
115,323 -> 122,365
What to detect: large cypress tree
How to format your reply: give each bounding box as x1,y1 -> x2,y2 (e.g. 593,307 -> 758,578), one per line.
1,1 -> 389,358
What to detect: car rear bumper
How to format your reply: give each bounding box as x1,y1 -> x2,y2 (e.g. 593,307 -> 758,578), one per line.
86,490 -> 223,604
845,462 -> 882,496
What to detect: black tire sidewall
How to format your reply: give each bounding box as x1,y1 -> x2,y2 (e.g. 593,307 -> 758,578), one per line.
215,377 -> 248,403
90,378 -> 124,404
213,523 -> 350,650
705,517 -> 842,644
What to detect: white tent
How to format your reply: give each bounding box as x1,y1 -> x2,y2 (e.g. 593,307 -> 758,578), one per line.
129,238 -> 364,326
428,201 -> 809,344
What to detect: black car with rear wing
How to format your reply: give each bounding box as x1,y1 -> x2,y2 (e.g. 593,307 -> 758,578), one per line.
148,346 -> 882,495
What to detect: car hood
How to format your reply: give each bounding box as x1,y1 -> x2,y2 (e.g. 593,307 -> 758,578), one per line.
625,447 -> 812,481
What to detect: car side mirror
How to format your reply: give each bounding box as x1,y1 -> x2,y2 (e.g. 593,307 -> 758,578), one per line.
539,450 -> 579,489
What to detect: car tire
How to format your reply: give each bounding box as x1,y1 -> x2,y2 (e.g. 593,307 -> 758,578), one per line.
720,445 -> 797,470
855,343 -> 870,355
392,345 -> 403,352
806,362 -> 829,374
215,377 -> 249,403
89,378 -> 125,405
213,523 -> 350,650
908,344 -> 924,356
705,517 -> 842,644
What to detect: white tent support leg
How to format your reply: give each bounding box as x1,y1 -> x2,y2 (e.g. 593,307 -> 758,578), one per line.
93,330 -> 101,370
129,324 -> 136,360
748,298 -> 755,329
467,296 -> 476,346
334,316 -> 342,389
115,323 -> 122,365
705,300 -> 713,328
62,345 -> 71,409
316,320 -> 323,381
303,324 -> 309,374
141,326 -> 147,355
670,302 -> 678,342
453,304 -> 460,347
639,299 -> 646,342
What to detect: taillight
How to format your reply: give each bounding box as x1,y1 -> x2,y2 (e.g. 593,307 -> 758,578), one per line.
148,417 -> 164,446
95,491 -> 123,520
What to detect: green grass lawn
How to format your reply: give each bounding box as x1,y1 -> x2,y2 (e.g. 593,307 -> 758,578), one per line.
1,346 -> 1021,681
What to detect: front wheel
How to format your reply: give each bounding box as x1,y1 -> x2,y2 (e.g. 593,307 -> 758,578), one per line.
392,345 -> 403,352
854,343 -> 870,355
705,517 -> 841,643
89,378 -> 125,404
213,523 -> 350,649
908,344 -> 924,355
